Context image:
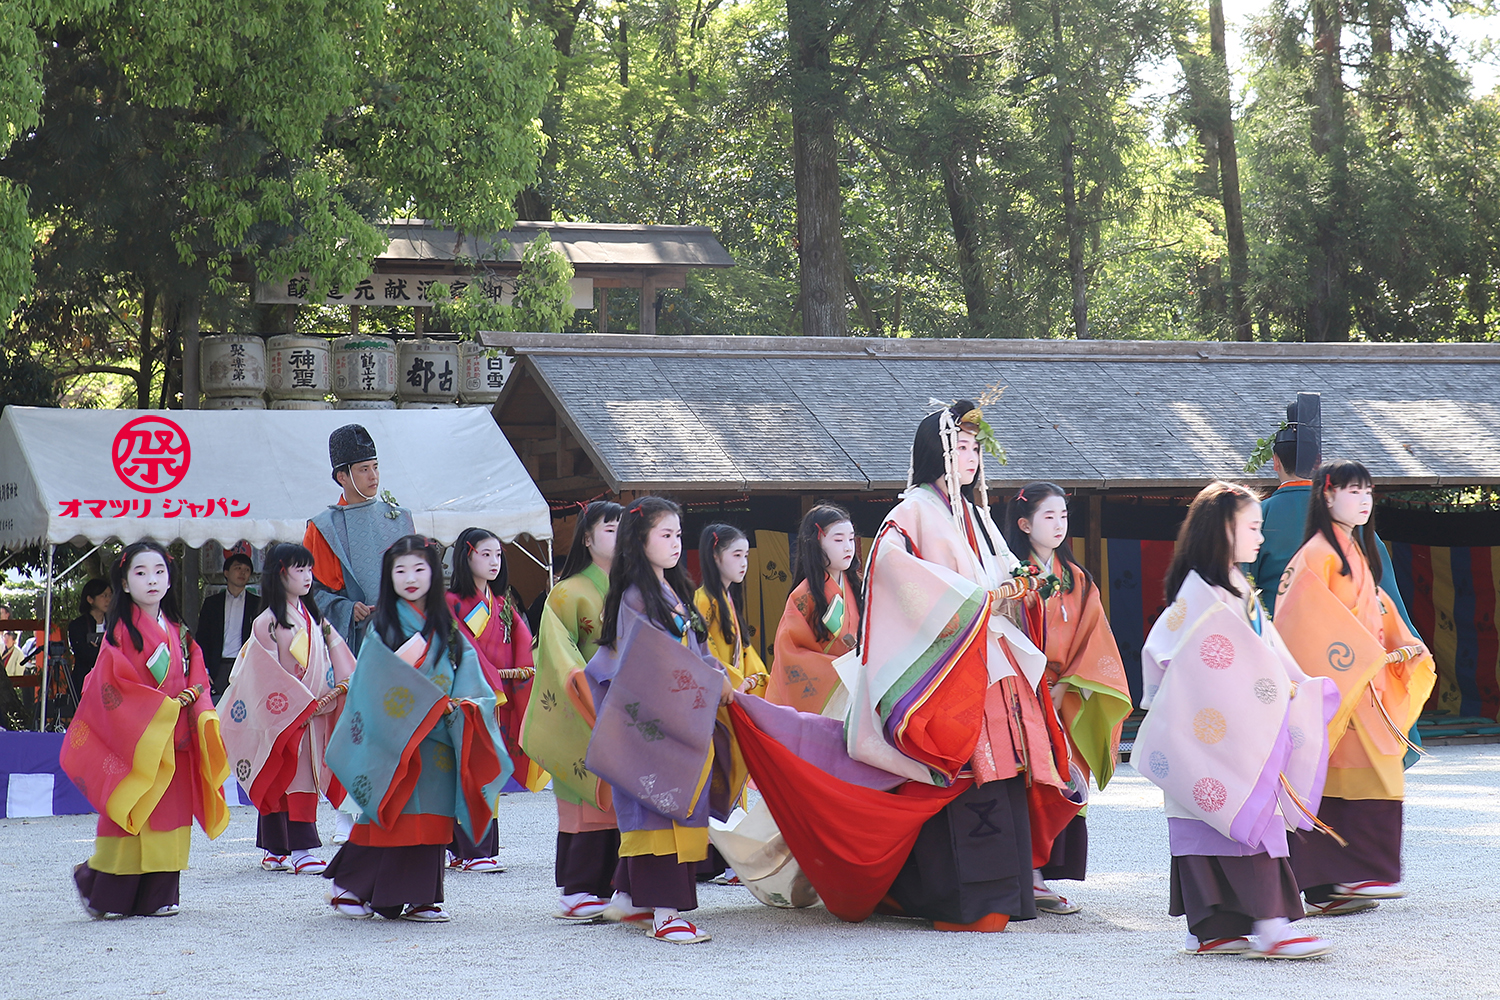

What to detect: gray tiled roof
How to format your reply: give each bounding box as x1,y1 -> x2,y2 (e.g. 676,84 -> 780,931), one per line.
486,334 -> 1500,490
381,221 -> 734,269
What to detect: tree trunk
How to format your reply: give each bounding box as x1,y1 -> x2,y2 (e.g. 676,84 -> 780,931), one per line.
1210,0 -> 1253,341
515,1 -> 593,222
1307,0 -> 1349,342
136,286 -> 155,407
1052,0 -> 1089,340
941,144 -> 990,336
787,0 -> 847,337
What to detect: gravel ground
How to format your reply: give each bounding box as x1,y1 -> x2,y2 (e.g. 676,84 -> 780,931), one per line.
3,743 -> 1497,1000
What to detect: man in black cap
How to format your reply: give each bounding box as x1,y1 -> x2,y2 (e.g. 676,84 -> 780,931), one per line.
302,423 -> 413,650
1248,393 -> 1415,630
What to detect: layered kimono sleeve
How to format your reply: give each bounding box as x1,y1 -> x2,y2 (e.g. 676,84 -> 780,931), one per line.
1050,582 -> 1134,789
519,579 -> 608,809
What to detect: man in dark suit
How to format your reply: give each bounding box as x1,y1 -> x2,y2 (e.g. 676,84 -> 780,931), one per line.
198,553 -> 257,697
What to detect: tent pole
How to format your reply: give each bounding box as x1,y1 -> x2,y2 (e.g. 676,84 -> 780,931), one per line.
39,543 -> 54,732
546,540 -> 554,590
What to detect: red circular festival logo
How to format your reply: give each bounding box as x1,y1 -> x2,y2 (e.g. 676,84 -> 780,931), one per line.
112,415 -> 191,493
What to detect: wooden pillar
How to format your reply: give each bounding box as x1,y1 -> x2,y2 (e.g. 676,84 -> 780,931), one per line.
1084,491 -> 1104,583
350,304 -> 360,333
596,287 -> 609,333
414,307 -> 425,336
639,279 -> 656,334
181,296 -> 202,409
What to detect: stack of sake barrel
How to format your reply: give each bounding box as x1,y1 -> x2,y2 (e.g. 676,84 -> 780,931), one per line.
202,334 -> 510,409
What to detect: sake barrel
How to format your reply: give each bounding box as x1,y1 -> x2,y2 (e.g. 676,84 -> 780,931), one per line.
266,334 -> 330,400
458,341 -> 511,403
398,401 -> 458,409
336,399 -> 397,410
201,395 -> 266,410
201,334 -> 267,397
396,338 -> 460,404
332,336 -> 398,400
270,398 -> 332,410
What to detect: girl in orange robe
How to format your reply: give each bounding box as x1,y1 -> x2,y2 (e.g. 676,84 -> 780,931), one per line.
767,504 -> 863,714
1275,461 -> 1435,913
1003,482 -> 1133,914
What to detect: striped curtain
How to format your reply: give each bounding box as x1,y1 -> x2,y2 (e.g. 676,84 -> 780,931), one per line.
1387,543 -> 1499,721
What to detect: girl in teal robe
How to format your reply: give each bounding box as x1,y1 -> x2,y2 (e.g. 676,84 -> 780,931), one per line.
323,535 -> 508,921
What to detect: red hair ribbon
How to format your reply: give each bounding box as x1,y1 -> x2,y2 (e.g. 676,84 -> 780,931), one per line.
1015,488 -> 1027,503
815,522 -> 826,538
1324,474 -> 1333,490
711,530 -> 720,547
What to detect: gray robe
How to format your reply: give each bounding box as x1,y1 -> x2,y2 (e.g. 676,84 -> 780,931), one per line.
308,498 -> 414,651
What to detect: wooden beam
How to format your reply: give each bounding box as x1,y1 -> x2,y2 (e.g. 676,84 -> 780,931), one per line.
1084,492 -> 1103,583
639,279 -> 657,334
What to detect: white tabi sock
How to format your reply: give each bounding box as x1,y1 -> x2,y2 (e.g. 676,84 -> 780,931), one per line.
653,907 -> 679,929
1251,917 -> 1291,947
290,849 -> 315,864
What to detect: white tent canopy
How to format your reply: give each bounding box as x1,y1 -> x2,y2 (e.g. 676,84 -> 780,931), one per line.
0,406 -> 552,550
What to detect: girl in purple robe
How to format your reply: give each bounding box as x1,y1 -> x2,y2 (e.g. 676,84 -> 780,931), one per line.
588,496 -> 736,944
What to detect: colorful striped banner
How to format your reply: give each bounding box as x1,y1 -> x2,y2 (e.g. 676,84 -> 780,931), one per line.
1385,543 -> 1498,720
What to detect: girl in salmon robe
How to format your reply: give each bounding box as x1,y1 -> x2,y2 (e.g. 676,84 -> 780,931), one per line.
63,540 -> 230,917
767,505 -> 863,714
445,527 -> 536,873
1003,482 -> 1133,913
221,542 -> 355,875
1275,461 -> 1435,913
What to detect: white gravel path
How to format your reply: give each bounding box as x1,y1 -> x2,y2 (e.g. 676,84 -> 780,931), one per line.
3,744 -> 1497,1000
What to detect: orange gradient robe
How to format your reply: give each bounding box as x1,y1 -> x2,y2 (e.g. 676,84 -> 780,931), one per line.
1275,529 -> 1436,800
768,575 -> 860,714
61,608 -> 230,874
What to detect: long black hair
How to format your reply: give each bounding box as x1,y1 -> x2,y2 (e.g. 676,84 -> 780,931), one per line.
259,543 -> 323,630
372,534 -> 461,665
78,578 -> 109,615
1164,481 -> 1260,602
598,497 -> 695,648
1304,460 -> 1384,586
699,523 -> 750,647
449,527 -> 508,601
790,504 -> 865,644
559,501 -> 624,581
105,540 -> 182,652
1002,482 -> 1091,595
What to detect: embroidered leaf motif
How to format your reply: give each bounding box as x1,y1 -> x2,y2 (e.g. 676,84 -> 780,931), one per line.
578,616 -> 595,636
623,701 -> 666,742
540,690 -> 559,712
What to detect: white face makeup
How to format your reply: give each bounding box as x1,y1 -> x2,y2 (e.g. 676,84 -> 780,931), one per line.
1326,483 -> 1374,528
644,513 -> 683,574
1020,495 -> 1070,559
820,519 -> 857,575
1230,499 -> 1265,566
391,553 -> 432,604
716,538 -> 751,585
283,563 -> 314,598
126,551 -> 170,615
953,431 -> 980,487
469,536 -> 505,583
587,518 -> 619,567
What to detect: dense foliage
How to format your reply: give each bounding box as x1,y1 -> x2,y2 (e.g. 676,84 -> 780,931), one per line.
4,0 -> 1498,406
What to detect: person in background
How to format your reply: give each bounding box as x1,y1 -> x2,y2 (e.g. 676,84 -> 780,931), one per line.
67,579 -> 112,707
197,553 -> 256,698
303,424 -> 414,652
